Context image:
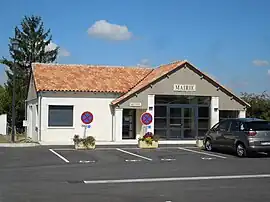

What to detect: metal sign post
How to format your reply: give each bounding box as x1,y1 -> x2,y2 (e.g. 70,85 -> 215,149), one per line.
81,111 -> 94,138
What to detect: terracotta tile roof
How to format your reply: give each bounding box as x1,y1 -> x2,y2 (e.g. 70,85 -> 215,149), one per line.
32,60 -> 250,107
111,60 -> 186,104
32,63 -> 152,93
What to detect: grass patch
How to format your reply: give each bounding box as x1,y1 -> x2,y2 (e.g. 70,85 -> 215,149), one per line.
0,133 -> 38,144
0,135 -> 10,143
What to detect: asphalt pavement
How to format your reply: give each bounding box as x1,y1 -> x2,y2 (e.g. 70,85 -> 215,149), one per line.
0,145 -> 270,202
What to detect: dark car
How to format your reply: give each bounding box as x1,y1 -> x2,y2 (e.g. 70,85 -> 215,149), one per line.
203,118 -> 270,157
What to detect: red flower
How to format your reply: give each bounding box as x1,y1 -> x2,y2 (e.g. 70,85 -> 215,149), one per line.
143,132 -> 153,139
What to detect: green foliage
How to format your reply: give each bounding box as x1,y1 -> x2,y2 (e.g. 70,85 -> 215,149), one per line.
73,135 -> 96,147
240,91 -> 270,121
0,15 -> 58,130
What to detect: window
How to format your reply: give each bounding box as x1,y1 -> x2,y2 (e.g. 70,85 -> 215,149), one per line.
243,121 -> 270,131
217,120 -> 230,132
219,110 -> 238,121
48,105 -> 74,127
230,120 -> 240,132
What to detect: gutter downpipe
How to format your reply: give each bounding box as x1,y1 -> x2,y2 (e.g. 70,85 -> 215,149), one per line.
38,92 -> 42,142
110,104 -> 115,142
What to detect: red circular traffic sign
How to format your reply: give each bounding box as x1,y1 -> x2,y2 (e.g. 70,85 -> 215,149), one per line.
141,112 -> 153,125
81,111 -> 93,124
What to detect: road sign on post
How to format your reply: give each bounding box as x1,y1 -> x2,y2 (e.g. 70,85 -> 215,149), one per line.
81,111 -> 93,125
140,112 -> 153,125
81,111 -> 93,138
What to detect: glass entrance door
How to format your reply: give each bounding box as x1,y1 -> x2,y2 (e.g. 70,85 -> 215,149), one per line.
122,109 -> 136,139
168,106 -> 197,139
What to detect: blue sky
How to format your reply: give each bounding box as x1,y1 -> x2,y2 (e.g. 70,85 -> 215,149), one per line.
0,0 -> 270,94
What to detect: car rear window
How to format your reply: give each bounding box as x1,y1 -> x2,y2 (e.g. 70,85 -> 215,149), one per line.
244,121 -> 270,131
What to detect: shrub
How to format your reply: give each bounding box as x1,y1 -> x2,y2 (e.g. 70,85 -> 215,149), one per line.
73,135 -> 95,147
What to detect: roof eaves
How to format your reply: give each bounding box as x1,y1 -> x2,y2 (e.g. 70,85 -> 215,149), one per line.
111,60 -> 185,105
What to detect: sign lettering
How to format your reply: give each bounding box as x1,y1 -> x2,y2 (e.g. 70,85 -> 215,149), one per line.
173,84 -> 196,92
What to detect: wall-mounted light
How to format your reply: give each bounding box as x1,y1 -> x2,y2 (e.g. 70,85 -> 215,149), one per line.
230,96 -> 234,100
166,75 -> 169,78
135,93 -> 138,97
200,75 -> 204,80
216,87 -> 220,91
150,84 -> 153,88
214,107 -> 218,112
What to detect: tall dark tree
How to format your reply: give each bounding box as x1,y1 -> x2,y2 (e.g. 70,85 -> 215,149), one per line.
0,15 -> 59,130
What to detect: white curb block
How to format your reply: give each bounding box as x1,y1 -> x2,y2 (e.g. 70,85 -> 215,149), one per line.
0,143 -> 39,147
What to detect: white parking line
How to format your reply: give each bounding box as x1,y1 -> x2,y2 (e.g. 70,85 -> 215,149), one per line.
83,174 -> 270,184
178,147 -> 227,159
161,158 -> 176,161
49,149 -> 70,163
116,148 -> 152,161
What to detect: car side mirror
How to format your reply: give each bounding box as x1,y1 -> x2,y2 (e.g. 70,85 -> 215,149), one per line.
211,128 -> 217,132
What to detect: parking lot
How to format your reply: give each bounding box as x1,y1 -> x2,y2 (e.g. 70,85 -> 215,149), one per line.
1,145 -> 270,202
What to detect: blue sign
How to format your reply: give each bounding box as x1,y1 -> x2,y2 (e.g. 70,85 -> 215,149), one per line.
87,125 -> 91,129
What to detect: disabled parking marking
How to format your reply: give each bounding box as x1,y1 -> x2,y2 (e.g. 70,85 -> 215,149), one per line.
49,149 -> 70,163
201,157 -> 215,160
125,159 -> 142,162
161,158 -> 176,161
116,148 -> 153,161
178,147 -> 227,159
79,160 -> 96,163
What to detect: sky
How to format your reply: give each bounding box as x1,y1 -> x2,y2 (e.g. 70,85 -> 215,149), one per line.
0,0 -> 270,94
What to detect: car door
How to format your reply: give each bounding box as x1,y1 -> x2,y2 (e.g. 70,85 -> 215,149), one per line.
222,120 -> 239,149
215,120 -> 231,148
207,122 -> 220,147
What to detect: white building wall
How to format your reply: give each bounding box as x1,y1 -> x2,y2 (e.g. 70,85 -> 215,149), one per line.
210,96 -> 219,128
135,109 -> 147,139
26,99 -> 38,141
0,114 -> 7,135
40,93 -> 116,144
147,94 -> 155,134
238,110 -> 246,118
114,108 -> 123,141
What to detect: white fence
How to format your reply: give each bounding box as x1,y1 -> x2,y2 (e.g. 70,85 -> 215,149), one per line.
0,114 -> 7,135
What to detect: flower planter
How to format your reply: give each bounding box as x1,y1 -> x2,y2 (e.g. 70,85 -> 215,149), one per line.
74,142 -> 95,150
138,140 -> 158,149
196,138 -> 204,149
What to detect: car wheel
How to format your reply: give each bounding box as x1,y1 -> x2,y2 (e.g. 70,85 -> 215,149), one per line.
205,139 -> 212,151
236,143 -> 247,157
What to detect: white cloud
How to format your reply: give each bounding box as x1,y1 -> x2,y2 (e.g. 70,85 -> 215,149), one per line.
87,20 -> 132,41
137,59 -> 151,67
59,48 -> 70,57
45,42 -> 70,57
252,59 -> 269,66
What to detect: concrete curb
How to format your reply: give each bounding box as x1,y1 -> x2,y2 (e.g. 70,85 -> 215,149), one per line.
0,143 -> 40,147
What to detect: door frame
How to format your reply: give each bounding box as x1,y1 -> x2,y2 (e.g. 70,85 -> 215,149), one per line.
167,104 -> 198,140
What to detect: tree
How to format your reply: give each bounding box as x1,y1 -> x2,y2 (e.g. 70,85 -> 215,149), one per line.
0,15 -> 59,130
240,91 -> 270,121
